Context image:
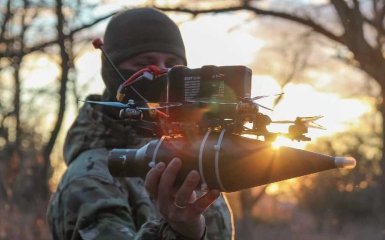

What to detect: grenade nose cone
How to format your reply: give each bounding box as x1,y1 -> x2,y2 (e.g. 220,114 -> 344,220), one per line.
334,157 -> 356,169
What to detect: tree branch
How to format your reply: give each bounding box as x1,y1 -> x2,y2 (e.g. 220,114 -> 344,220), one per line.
156,4 -> 344,44
0,0 -> 12,41
41,0 -> 72,197
0,10 -> 118,59
159,2 -> 385,85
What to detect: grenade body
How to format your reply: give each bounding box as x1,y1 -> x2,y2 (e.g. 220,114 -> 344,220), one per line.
108,131 -> 355,192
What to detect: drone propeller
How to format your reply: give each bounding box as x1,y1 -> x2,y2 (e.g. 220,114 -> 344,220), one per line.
272,116 -> 325,130
79,100 -> 128,108
250,93 -> 284,101
141,102 -> 183,110
240,93 -> 284,111
253,102 -> 273,111
185,98 -> 238,105
80,100 -> 182,110
296,115 -> 323,122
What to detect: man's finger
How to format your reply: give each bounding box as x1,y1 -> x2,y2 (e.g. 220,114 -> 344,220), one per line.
193,189 -> 220,212
157,158 -> 182,206
174,170 -> 200,207
144,162 -> 165,200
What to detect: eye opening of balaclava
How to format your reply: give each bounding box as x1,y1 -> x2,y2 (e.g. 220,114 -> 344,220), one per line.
101,7 -> 187,102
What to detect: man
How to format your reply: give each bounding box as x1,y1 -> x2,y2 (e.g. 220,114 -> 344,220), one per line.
47,7 -> 234,240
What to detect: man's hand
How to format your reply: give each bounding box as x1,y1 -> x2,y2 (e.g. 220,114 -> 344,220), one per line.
145,158 -> 220,239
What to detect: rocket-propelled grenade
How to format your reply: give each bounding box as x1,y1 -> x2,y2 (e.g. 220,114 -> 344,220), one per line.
108,132 -> 356,192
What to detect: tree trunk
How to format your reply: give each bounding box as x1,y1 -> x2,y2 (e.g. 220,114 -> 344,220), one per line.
380,86 -> 385,213
41,0 -> 71,198
237,187 -> 267,238
238,189 -> 256,238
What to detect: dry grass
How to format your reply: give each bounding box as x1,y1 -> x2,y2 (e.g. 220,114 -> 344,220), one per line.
0,204 -> 50,240
235,210 -> 385,240
246,220 -> 384,240
0,201 -> 384,240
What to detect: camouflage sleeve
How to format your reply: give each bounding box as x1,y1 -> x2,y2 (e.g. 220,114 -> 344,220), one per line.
136,193 -> 235,240
47,149 -> 215,239
48,149 -> 233,239
136,219 -> 207,240
54,179 -> 233,240
59,178 -> 215,240
58,177 -> 138,239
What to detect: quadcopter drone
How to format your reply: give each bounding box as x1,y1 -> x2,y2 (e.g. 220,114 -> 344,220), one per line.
86,38 -> 325,142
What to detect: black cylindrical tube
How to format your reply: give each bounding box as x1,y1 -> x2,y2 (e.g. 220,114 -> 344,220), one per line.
108,132 -> 355,192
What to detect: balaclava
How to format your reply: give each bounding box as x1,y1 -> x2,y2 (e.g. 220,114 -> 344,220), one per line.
101,7 -> 187,102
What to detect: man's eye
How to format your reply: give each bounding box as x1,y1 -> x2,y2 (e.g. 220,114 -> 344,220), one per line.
166,59 -> 184,68
135,63 -> 150,67
166,62 -> 180,68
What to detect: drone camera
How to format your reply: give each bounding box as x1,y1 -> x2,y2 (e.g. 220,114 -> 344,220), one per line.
168,65 -> 252,121
167,65 -> 252,102
126,65 -> 252,121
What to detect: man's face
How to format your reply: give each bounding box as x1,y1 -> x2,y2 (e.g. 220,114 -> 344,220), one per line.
118,52 -> 185,71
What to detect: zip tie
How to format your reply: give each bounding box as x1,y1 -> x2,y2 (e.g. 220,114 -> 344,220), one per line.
214,130 -> 227,192
199,130 -> 211,191
149,136 -> 166,168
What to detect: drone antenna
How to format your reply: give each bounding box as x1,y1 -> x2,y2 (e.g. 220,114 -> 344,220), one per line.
92,38 -> 126,82
92,38 -> 147,102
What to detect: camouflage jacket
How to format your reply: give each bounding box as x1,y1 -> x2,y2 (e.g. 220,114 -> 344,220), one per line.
47,95 -> 234,240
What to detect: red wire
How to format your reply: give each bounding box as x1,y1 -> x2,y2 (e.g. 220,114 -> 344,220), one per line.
155,109 -> 170,118
121,65 -> 167,87
116,65 -> 169,109
122,68 -> 148,87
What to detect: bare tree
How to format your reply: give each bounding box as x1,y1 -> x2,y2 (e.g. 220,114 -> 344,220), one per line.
0,0 -> 121,203
236,186 -> 267,238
